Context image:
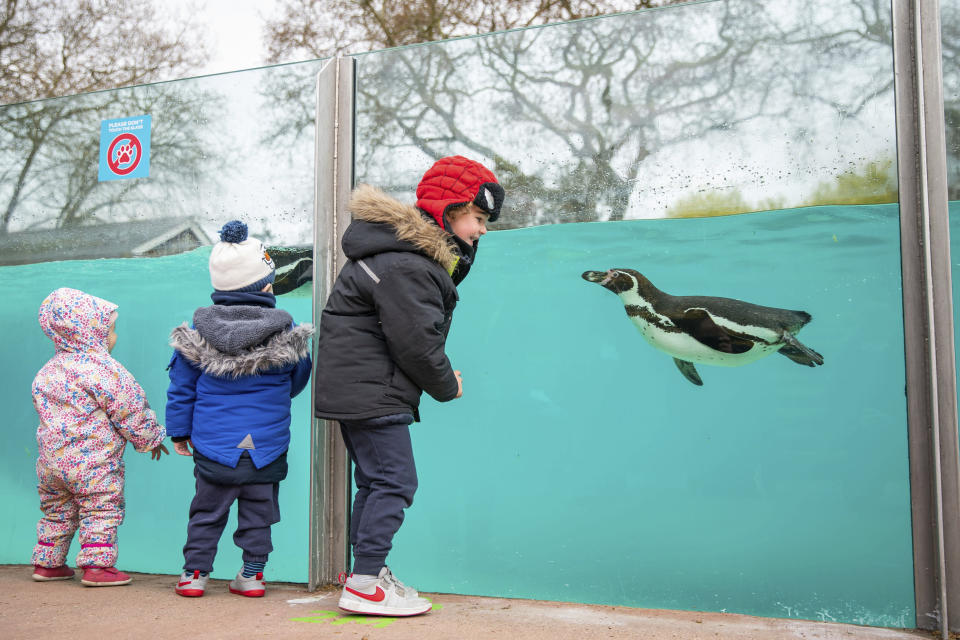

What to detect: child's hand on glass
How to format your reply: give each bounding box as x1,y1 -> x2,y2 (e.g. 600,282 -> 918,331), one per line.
174,440 -> 193,456
454,370 -> 463,398
150,443 -> 169,460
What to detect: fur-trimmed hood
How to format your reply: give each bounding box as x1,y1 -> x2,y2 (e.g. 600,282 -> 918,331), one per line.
170,322 -> 314,378
345,184 -> 460,273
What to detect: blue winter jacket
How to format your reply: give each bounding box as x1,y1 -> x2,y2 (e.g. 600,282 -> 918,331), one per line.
165,304 -> 313,470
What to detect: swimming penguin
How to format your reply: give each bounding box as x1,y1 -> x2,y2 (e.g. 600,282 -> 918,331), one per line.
581,268 -> 824,386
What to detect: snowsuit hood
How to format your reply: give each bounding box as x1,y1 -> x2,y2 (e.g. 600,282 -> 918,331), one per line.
39,287 -> 117,354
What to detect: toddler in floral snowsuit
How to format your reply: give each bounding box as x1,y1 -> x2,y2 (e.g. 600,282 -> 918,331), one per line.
31,287 -> 168,586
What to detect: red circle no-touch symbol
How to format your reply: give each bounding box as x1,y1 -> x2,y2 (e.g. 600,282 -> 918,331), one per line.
107,133 -> 142,175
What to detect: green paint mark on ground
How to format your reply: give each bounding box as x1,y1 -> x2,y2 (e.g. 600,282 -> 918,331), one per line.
290,600 -> 442,629
290,610 -> 397,629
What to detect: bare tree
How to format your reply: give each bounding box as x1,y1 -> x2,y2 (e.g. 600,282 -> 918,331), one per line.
350,0 -> 897,226
258,0 -> 690,146
0,0 -> 209,105
263,0 -> 690,62
260,0 -> 900,228
0,0 -> 218,235
0,84 -> 225,234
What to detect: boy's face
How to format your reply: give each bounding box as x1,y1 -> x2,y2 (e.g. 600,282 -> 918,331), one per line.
448,203 -> 489,245
107,312 -> 118,353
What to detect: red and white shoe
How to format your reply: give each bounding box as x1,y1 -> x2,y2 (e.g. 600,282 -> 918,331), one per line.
229,571 -> 265,597
175,570 -> 209,597
338,567 -> 432,617
80,566 -> 132,586
32,565 -> 74,581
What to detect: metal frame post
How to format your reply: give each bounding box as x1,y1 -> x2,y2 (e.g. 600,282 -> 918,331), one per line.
309,55 -> 356,590
892,0 -> 960,635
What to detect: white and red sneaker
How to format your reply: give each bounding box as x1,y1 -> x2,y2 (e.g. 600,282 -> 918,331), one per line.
175,570 -> 209,597
338,567 -> 432,617
229,570 -> 265,597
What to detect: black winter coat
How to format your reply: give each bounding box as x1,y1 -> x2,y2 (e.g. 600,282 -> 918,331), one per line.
313,185 -> 476,421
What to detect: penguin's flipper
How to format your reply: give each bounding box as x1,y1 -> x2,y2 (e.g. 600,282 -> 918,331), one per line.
675,308 -> 752,354
673,358 -> 704,386
778,332 -> 824,366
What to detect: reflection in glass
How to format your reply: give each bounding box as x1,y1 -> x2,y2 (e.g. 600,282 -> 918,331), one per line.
356,0 -> 897,229
945,0 -> 960,198
354,0 -> 912,627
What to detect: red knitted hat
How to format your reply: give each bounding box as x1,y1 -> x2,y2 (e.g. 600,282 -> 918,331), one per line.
415,156 -> 504,227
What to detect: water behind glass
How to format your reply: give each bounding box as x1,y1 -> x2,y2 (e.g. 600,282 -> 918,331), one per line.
355,0 -> 913,625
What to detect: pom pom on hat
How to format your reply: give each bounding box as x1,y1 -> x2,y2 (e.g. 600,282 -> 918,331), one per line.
209,220 -> 276,292
219,220 -> 248,243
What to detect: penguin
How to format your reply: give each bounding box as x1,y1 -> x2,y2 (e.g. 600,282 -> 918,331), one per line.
268,246 -> 313,295
581,268 -> 824,386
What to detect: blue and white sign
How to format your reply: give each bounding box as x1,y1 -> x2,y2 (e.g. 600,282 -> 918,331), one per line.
98,115 -> 151,181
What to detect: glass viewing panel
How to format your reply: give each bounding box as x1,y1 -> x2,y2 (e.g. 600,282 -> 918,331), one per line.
0,61 -> 324,581
354,0 -> 912,626
944,0 -> 960,472
947,0 -> 960,202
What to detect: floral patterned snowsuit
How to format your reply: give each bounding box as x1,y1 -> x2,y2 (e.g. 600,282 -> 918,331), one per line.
31,288 -> 165,569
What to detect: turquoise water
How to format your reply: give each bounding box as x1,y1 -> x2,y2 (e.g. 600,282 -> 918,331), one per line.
0,248 -> 312,583
0,203 -> 917,626
390,202 -> 915,627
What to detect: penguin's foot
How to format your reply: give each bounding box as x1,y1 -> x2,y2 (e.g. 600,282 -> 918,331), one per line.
673,358 -> 704,385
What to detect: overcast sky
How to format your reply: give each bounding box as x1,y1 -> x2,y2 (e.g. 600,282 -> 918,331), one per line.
167,0 -> 274,77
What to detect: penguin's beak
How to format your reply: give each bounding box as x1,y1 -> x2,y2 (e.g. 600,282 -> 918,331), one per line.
581,270 -> 615,287
582,270 -> 605,284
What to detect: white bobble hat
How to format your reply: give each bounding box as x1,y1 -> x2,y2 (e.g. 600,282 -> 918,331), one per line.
209,220 -> 276,292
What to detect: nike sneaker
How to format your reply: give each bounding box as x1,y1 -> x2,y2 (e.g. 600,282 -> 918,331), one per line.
338,566 -> 432,617
229,570 -> 266,597
175,570 -> 209,597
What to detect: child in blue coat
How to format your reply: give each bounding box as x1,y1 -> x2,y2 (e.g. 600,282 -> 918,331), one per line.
165,221 -> 312,598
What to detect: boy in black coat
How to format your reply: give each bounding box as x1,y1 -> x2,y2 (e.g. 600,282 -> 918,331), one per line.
314,156 -> 504,617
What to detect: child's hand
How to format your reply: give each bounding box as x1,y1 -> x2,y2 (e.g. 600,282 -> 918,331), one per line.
174,440 -> 194,456
454,370 -> 463,398
150,444 -> 169,460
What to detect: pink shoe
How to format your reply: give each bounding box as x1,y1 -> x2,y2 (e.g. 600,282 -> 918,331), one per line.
80,566 -> 132,587
32,565 -> 75,581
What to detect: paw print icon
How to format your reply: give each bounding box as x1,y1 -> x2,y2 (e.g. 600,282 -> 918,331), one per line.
115,143 -> 134,165
106,133 -> 143,176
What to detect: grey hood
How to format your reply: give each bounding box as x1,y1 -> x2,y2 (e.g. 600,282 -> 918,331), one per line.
170,305 -> 314,378
193,305 -> 293,355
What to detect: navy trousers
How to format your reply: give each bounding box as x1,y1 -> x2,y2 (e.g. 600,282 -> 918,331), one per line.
339,415 -> 418,576
182,469 -> 281,573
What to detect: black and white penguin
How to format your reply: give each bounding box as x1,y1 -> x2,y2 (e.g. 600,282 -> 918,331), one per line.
581,268 -> 824,386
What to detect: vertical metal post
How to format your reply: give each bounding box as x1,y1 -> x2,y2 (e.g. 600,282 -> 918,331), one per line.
309,55 -> 356,590
892,0 -> 960,635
